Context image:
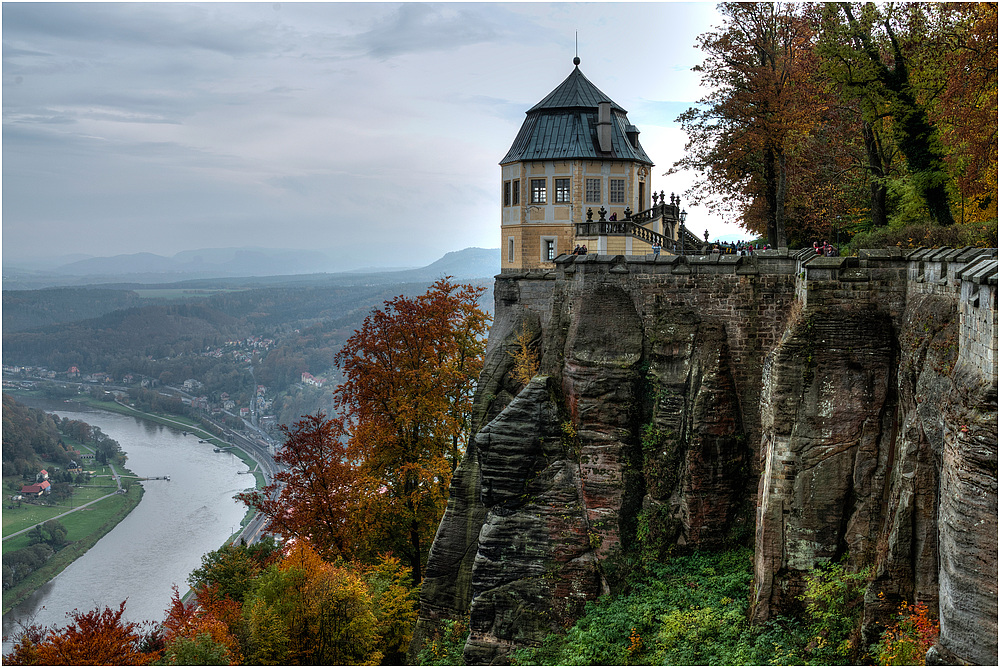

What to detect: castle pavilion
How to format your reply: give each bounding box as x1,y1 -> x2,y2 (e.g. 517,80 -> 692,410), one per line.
500,57 -> 702,271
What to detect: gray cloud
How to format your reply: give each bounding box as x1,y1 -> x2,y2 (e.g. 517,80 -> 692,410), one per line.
3,3 -> 283,56
354,3 -> 501,59
3,2 -> 741,268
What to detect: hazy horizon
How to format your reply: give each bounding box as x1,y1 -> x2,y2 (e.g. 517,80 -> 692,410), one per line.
4,2 -> 746,270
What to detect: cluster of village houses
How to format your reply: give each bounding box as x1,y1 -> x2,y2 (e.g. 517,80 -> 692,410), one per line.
14,460 -> 98,503
4,348 -> 328,437
16,464 -> 80,496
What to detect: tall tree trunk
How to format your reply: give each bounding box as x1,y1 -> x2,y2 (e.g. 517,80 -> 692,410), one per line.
410,517 -> 422,584
840,3 -> 955,225
405,471 -> 422,583
893,88 -> 955,224
862,120 -> 889,227
764,146 -> 779,246
776,149 -> 788,247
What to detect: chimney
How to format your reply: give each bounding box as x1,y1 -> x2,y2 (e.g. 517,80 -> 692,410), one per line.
597,101 -> 613,152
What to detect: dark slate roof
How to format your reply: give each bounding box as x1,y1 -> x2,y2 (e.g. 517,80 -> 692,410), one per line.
502,65 -> 653,165
528,66 -> 626,113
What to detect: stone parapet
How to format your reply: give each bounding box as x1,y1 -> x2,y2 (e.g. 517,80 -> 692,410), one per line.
528,247 -> 998,418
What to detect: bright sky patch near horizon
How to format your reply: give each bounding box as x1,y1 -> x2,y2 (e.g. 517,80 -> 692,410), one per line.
3,2 -> 746,271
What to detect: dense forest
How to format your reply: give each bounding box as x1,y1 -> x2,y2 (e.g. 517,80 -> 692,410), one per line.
1,394 -> 73,474
674,2 -> 996,250
2,288 -> 148,333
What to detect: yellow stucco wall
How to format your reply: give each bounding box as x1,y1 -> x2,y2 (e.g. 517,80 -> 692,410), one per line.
501,157 -> 657,270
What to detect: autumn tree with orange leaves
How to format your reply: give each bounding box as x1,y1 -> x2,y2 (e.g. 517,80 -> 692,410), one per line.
4,601 -> 162,665
160,586 -> 243,665
674,2 -> 823,247
678,2 -> 996,248
239,278 -> 489,582
237,416 -> 360,561
334,278 -> 489,582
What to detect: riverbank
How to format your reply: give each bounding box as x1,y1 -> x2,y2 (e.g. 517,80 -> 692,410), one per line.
2,392 -> 269,616
79,396 -> 268,504
2,483 -> 143,615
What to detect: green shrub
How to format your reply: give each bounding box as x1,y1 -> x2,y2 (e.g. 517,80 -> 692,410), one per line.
416,617 -> 470,665
512,549 -> 787,666
849,219 -> 997,253
799,561 -> 870,664
510,549 -> 882,666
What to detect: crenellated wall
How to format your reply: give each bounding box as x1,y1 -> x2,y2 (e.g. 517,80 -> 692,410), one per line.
412,247 -> 997,665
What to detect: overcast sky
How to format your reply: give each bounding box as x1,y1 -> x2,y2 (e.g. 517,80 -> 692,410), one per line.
3,2 -> 744,269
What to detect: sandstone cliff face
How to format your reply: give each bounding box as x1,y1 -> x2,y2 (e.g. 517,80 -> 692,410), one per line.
413,273 -> 753,664
412,251 -> 997,666
752,305 -> 897,621
753,286 -> 997,664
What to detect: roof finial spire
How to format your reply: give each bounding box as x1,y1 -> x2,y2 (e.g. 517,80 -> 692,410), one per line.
574,32 -> 580,66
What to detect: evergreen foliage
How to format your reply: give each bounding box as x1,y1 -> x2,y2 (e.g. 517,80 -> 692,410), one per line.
510,549 -> 876,666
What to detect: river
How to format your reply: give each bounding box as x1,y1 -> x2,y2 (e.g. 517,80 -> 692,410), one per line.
2,398 -> 251,642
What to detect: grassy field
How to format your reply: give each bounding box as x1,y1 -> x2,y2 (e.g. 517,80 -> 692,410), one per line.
2,484 -> 143,614
3,458 -> 131,540
3,490 -> 134,554
2,483 -> 119,541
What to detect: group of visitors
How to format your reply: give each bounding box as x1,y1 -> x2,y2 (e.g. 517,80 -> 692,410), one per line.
572,244 -> 589,255
813,240 -> 839,257
710,241 -> 762,256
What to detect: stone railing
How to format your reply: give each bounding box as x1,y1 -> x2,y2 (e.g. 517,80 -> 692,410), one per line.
572,219 -> 713,254
630,204 -> 666,226
574,219 -> 669,245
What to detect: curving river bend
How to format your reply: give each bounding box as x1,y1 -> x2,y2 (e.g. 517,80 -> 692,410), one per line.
3,398 -> 251,642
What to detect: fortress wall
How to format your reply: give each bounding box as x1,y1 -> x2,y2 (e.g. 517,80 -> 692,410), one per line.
502,248 -> 996,458
509,253 -> 800,455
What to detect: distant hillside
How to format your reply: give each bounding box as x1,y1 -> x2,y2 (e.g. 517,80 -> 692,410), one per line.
324,247 -> 499,285
396,247 -> 499,281
3,288 -> 146,333
51,247 -> 335,278
4,278 -> 494,374
2,248 -> 499,333
2,246 -> 499,290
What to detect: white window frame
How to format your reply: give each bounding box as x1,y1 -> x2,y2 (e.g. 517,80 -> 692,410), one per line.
555,178 -> 571,203
610,178 -> 625,204
586,178 -> 602,203
531,178 -> 547,204
541,236 -> 557,262
508,237 -> 515,263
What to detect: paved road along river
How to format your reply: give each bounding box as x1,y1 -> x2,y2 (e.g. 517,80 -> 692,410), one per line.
2,399 -> 252,641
